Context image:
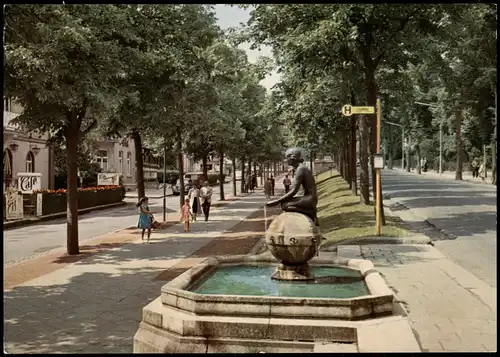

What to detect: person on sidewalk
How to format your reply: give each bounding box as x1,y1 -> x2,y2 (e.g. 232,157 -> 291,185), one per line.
270,175 -> 275,196
180,198 -> 192,232
246,172 -> 251,193
283,175 -> 291,193
137,197 -> 152,243
479,162 -> 486,181
188,183 -> 202,221
264,177 -> 272,199
252,173 -> 258,191
471,158 -> 479,178
200,181 -> 213,222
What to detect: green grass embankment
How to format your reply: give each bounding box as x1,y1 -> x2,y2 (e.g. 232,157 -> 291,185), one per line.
316,171 -> 410,244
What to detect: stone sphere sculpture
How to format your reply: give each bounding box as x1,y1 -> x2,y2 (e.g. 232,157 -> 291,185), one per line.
265,212 -> 321,280
265,147 -> 322,281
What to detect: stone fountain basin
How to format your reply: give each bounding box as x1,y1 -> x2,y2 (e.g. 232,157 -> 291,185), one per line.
160,252 -> 394,320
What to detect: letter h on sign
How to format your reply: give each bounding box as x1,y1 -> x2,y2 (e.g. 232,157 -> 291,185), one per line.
341,105 -> 352,116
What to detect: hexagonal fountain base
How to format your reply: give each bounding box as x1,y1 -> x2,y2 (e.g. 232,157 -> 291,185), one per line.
133,253 -> 421,353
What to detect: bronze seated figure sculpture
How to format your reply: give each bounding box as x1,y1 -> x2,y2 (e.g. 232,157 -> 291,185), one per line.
265,147 -> 322,280
266,147 -> 319,226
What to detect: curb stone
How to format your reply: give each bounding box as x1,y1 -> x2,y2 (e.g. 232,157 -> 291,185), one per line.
320,235 -> 431,252
384,199 -> 457,241
3,201 -> 129,230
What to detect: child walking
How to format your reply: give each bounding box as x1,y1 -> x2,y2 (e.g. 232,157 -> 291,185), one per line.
137,197 -> 152,243
180,198 -> 192,232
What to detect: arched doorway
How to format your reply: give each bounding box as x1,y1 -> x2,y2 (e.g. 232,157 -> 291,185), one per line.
3,149 -> 13,190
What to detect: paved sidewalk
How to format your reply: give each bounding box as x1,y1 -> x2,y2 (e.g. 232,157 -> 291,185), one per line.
4,191 -> 270,354
338,244 -> 497,352
393,167 -> 495,186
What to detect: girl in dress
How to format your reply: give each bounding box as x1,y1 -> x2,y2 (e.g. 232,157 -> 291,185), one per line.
137,197 -> 152,243
180,198 -> 192,232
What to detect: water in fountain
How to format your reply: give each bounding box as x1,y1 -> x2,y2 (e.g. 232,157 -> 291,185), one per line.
189,265 -> 369,299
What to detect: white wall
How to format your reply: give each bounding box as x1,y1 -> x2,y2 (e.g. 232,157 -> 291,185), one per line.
3,108 -> 51,190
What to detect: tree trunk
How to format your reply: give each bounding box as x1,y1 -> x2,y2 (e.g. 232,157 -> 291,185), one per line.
345,139 -> 351,185
492,141 -> 496,185
132,130 -> 145,200
416,145 -> 422,175
388,152 -> 393,170
359,117 -> 370,204
65,116 -> 80,255
483,144 -> 487,178
309,153 -> 313,172
177,135 -> 185,207
240,157 -> 246,193
347,132 -> 353,189
369,117 -> 377,200
339,144 -> 344,178
493,90 -> 497,185
260,164 -> 264,186
248,158 -> 252,176
455,109 -> 463,180
202,153 -> 208,183
232,157 -> 237,197
406,135 -> 411,172
219,147 -> 225,201
350,116 -> 358,195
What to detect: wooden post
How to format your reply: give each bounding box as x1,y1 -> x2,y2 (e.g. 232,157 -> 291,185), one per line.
375,98 -> 382,236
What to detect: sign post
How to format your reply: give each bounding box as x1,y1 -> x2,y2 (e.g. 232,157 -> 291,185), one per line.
375,98 -> 382,236
341,101 -> 382,236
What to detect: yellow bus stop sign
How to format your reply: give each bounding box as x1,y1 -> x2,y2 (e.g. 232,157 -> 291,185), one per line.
341,105 -> 375,116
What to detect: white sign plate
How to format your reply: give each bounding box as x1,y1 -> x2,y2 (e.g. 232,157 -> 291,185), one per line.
373,155 -> 385,169
97,173 -> 119,186
17,173 -> 42,194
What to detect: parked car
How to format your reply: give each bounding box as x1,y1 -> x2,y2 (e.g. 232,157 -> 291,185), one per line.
171,179 -> 192,196
171,172 -> 204,195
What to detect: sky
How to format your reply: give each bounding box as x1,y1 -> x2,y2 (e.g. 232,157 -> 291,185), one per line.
214,4 -> 280,91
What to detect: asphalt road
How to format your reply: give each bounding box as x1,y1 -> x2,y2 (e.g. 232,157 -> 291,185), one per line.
3,181 -> 236,264
380,169 -> 497,288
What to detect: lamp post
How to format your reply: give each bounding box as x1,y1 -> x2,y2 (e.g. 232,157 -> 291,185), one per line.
414,101 -> 442,174
383,120 -> 404,171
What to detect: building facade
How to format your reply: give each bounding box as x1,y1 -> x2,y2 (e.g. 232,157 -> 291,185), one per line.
3,98 -> 55,192
3,97 -> 161,193
94,138 -> 161,191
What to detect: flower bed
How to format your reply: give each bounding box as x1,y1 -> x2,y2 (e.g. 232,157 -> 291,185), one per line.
26,186 -> 124,216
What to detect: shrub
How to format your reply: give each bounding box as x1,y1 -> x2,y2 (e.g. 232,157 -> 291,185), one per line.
30,185 -> 123,216
157,170 -> 180,185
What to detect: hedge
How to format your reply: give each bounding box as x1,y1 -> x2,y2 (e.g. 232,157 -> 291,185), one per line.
26,186 -> 124,216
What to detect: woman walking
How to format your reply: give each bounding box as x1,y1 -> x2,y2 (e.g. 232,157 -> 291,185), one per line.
137,197 -> 152,243
187,183 -> 202,221
479,162 -> 486,181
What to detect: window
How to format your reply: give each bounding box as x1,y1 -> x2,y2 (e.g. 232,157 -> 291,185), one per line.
118,151 -> 123,174
25,151 -> 35,173
127,152 -> 132,175
96,150 -> 108,171
3,149 -> 13,189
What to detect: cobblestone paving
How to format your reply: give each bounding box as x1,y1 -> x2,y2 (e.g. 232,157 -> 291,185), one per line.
339,244 -> 496,352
